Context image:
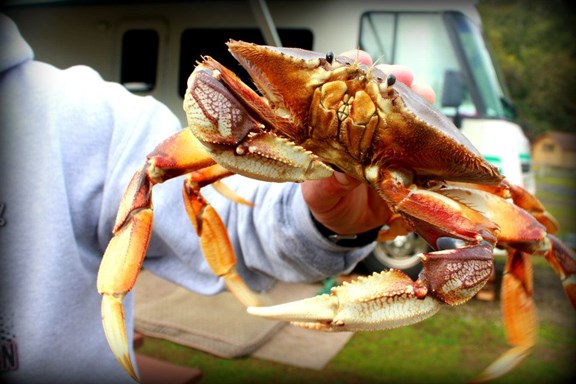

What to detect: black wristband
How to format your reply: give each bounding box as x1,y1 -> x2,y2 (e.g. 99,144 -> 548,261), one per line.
310,211 -> 381,247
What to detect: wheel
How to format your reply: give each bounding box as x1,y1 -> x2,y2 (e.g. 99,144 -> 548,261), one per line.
363,233 -> 430,279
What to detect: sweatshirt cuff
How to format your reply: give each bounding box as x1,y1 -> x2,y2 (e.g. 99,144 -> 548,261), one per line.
292,188 -> 377,254
309,212 -> 381,247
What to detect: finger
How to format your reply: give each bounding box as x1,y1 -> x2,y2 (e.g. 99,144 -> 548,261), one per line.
301,173 -> 361,214
376,64 -> 414,87
339,49 -> 373,66
377,64 -> 436,103
411,82 -> 436,103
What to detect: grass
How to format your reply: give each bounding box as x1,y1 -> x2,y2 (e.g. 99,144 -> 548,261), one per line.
137,262 -> 575,383
334,316 -> 574,384
138,277 -> 576,384
136,169 -> 576,383
534,167 -> 576,239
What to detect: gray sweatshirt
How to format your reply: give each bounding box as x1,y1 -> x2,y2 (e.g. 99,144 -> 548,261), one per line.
0,14 -> 372,384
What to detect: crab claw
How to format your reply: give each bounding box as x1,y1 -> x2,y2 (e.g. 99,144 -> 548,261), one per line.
101,294 -> 138,382
97,167 -> 154,382
248,270 -> 442,331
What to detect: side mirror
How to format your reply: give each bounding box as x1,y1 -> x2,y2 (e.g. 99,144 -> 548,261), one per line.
441,70 -> 464,128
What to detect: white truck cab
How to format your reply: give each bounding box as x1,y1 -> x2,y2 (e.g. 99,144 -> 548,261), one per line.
350,2 -> 535,275
4,0 -> 534,276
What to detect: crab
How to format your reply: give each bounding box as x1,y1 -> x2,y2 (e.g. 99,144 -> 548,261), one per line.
97,40 -> 576,382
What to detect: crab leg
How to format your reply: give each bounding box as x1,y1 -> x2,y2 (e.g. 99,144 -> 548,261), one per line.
248,243 -> 494,330
544,234 -> 576,308
97,129 -> 257,381
249,183 -> 571,382
472,249 -> 536,383
248,269 -> 444,331
432,186 -> 539,381
97,166 -> 154,381
247,182 -> 502,329
500,181 -> 576,306
181,170 -> 260,307
438,185 -> 576,307
449,180 -> 559,235
435,185 -> 576,379
506,182 -> 559,234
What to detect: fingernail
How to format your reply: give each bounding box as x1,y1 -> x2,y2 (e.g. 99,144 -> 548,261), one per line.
334,172 -> 351,185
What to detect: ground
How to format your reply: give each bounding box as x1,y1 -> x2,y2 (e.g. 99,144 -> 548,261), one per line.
138,254 -> 576,383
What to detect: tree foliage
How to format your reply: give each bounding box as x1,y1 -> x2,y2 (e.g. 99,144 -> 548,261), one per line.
477,0 -> 576,139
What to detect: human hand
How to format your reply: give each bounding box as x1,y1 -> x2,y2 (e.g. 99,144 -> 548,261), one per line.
301,50 -> 435,236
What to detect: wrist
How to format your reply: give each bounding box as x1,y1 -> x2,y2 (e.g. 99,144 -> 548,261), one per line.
309,211 -> 381,247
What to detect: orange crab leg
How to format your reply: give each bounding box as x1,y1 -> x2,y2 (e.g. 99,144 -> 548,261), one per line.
432,184 -> 576,380
485,183 -> 576,308
377,177 -> 499,247
472,250 -> 536,382
97,129 -> 256,382
97,167 -> 153,382
438,184 -> 576,307
544,234 -> 576,308
506,182 -> 559,235
431,185 -> 540,380
182,171 -> 261,307
452,180 -> 559,236
186,164 -> 254,207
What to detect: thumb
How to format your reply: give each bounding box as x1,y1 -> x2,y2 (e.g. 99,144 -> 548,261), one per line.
333,172 -> 362,191
301,172 -> 361,215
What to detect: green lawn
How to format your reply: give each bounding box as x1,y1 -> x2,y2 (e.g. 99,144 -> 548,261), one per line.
139,302 -> 575,384
534,169 -> 576,240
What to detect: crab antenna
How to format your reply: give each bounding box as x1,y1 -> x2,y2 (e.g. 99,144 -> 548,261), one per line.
372,54 -> 386,66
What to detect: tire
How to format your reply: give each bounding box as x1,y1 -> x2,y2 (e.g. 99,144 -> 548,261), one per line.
363,233 -> 430,280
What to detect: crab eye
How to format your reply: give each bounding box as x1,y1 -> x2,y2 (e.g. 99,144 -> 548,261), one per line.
386,74 -> 396,87
325,51 -> 334,64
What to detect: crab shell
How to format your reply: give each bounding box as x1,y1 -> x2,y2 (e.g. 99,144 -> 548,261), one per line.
189,41 -> 503,192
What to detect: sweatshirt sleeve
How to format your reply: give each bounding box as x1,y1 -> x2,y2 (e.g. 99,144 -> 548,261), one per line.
94,69 -> 374,295
199,176 -> 375,292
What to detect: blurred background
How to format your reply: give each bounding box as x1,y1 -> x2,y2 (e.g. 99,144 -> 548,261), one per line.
2,1 -> 575,383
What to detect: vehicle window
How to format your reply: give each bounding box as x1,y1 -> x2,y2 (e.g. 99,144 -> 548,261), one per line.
450,12 -> 514,119
359,12 -> 477,117
121,29 -> 159,92
179,28 -> 313,97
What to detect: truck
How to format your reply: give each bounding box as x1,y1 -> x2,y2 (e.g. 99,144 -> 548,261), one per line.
3,0 -> 535,277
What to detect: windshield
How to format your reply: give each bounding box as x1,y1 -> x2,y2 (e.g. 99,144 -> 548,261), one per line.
448,12 -> 515,119
359,11 -> 515,119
